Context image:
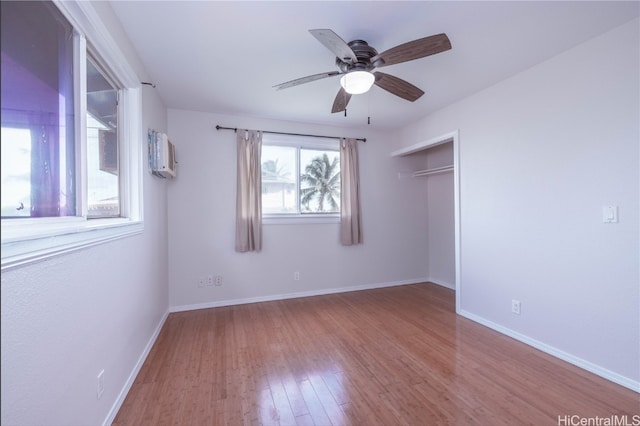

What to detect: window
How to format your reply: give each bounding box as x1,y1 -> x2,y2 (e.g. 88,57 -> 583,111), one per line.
261,134 -> 340,221
1,0 -> 76,219
87,57 -> 120,218
1,1 -> 143,269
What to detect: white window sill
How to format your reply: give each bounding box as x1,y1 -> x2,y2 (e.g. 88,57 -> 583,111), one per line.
263,214 -> 339,225
1,218 -> 143,271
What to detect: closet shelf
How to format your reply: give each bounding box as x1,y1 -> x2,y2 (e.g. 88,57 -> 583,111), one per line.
412,165 -> 454,177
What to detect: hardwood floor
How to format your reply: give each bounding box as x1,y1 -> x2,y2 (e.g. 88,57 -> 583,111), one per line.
113,283 -> 639,425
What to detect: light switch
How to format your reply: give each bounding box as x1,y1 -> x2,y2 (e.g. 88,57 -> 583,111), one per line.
602,205 -> 618,223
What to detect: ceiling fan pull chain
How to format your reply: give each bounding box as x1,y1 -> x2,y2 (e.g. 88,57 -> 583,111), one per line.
367,90 -> 371,125
344,108 -> 347,117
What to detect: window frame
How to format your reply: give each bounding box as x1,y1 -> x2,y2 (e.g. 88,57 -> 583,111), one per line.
261,134 -> 340,225
86,53 -> 122,219
0,1 -> 144,270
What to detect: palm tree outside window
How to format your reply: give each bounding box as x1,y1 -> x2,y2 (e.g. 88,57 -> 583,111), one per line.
261,135 -> 340,216
300,151 -> 340,213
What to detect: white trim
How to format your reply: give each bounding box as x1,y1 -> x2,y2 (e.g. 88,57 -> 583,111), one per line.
120,87 -> 144,222
459,309 -> 640,393
54,0 -> 139,88
390,132 -> 457,157
427,278 -> 455,290
1,221 -> 143,271
169,277 -> 429,313
453,131 -> 461,313
263,214 -> 339,225
262,133 -> 339,150
103,310 -> 170,426
76,32 -> 89,217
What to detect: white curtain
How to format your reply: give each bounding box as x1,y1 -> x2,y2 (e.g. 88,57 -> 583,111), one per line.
340,138 -> 363,245
235,129 -> 262,252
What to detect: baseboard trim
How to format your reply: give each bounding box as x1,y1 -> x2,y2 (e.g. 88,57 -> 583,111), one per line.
170,277 -> 430,313
459,309 -> 640,393
103,310 -> 170,426
426,277 -> 455,290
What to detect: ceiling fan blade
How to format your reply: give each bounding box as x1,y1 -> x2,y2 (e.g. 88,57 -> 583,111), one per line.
309,29 -> 357,63
273,71 -> 341,90
371,33 -> 451,68
331,87 -> 352,113
374,72 -> 424,102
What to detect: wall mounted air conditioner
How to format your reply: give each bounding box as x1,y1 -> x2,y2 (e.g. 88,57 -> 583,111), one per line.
149,131 -> 177,178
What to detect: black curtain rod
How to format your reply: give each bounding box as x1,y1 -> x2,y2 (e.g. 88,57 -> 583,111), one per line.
215,125 -> 366,143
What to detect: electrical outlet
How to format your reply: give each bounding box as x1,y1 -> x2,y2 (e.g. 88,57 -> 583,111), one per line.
512,299 -> 521,315
294,271 -> 300,281
207,275 -> 214,286
214,275 -> 222,286
198,278 -> 205,288
97,370 -> 105,400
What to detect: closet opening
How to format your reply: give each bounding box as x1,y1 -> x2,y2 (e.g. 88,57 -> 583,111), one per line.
391,131 -> 461,313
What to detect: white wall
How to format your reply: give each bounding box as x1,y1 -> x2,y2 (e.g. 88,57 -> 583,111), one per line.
398,19 -> 640,389
426,171 -> 455,288
167,110 -> 430,310
0,3 -> 170,425
424,143 -> 456,288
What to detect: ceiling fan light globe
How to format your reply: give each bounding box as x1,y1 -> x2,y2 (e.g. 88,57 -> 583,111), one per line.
340,71 -> 375,95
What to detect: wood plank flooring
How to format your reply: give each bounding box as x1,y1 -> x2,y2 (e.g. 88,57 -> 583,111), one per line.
113,283 -> 639,425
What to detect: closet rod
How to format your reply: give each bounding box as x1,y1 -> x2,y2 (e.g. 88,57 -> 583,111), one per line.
412,165 -> 454,177
215,125 -> 366,143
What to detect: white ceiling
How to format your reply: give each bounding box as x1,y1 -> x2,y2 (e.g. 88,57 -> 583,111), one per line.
109,1 -> 639,130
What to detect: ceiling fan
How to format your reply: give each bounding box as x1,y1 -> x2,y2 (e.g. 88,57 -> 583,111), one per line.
273,29 -> 452,114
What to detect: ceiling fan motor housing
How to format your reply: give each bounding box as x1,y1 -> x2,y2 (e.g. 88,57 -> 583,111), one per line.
335,40 -> 378,73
